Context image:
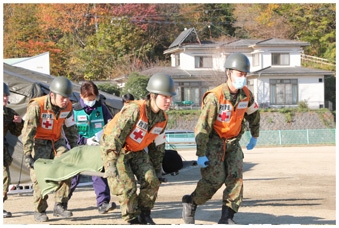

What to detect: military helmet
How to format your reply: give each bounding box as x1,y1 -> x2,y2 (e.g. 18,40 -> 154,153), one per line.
146,73 -> 176,96
225,53 -> 250,73
50,77 -> 73,97
4,82 -> 10,96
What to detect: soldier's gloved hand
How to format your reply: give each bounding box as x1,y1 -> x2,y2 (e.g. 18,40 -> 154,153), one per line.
156,169 -> 167,183
197,156 -> 209,168
25,155 -> 35,169
86,136 -> 100,146
104,161 -> 119,181
246,137 -> 257,150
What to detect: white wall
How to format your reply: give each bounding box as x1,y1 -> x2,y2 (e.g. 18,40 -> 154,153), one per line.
257,75 -> 324,109
179,49 -> 219,71
12,52 -> 50,75
298,76 -> 324,109
252,47 -> 303,70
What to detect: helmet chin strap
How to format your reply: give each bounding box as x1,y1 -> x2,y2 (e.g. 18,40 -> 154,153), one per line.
50,92 -> 60,108
50,92 -> 56,105
151,93 -> 160,113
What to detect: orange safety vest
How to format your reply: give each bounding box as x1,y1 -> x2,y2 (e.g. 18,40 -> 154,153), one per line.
202,85 -> 250,160
30,95 -> 72,142
104,100 -> 167,152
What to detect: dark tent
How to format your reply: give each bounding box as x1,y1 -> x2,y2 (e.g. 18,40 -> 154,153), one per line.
3,63 -> 123,190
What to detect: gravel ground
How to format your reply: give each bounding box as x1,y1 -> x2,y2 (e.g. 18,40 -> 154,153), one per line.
3,145 -> 336,225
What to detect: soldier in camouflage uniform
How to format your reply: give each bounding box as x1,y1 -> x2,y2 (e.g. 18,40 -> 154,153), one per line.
21,77 -> 79,222
100,73 -> 176,224
182,53 -> 260,224
3,83 -> 24,218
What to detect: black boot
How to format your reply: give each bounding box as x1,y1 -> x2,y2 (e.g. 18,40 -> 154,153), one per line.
34,211 -> 49,222
98,201 -> 117,214
218,205 -> 236,224
53,202 -> 73,218
182,195 -> 197,224
128,217 -> 142,225
3,210 -> 12,218
138,209 -> 156,225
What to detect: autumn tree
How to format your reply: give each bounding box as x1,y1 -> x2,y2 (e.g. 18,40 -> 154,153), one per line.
279,3 -> 336,62
177,4 -> 236,40
233,3 -> 292,39
3,4 -> 41,58
232,3 -> 336,63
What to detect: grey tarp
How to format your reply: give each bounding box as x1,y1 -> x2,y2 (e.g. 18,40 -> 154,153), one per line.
3,63 -> 123,186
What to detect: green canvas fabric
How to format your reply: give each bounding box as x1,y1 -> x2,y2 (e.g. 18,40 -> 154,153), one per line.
34,145 -> 104,197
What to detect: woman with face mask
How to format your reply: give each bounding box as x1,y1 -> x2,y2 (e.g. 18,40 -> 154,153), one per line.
68,81 -> 117,214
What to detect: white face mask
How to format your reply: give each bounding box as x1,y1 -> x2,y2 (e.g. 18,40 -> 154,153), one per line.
84,100 -> 96,107
232,77 -> 247,89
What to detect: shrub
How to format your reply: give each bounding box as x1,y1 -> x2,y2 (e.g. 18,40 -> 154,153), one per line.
97,83 -> 121,96
298,100 -> 309,111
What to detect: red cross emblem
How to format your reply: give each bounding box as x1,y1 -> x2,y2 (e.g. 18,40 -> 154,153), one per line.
218,111 -> 230,122
42,119 -> 53,129
254,102 -> 259,109
133,130 -> 144,140
219,112 -> 229,121
130,129 -> 146,143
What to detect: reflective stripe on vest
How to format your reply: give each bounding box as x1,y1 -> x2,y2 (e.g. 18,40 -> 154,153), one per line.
31,95 -> 72,141
202,85 -> 250,140
104,100 -> 167,152
73,106 -> 104,138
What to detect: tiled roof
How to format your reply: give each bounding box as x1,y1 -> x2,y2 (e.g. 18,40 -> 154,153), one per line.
253,38 -> 309,47
251,66 -> 334,76
140,67 -> 224,79
140,66 -> 334,80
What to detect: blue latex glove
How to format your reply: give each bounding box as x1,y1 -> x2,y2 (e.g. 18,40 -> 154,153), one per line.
197,156 -> 209,168
246,137 -> 257,150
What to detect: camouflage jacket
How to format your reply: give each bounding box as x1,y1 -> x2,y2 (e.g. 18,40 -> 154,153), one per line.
101,99 -> 166,172
195,83 -> 260,157
3,106 -> 24,165
21,94 -> 79,157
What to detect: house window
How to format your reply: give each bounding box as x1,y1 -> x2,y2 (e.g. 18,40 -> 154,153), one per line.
272,53 -> 290,66
178,81 -> 209,105
270,79 -> 298,105
175,54 -> 180,67
195,56 -> 212,68
253,53 -> 260,67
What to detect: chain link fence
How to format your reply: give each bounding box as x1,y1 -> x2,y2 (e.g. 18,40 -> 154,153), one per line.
165,129 -> 336,150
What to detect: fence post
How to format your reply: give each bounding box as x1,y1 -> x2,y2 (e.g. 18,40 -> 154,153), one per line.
279,130 -> 282,145
306,129 -> 310,144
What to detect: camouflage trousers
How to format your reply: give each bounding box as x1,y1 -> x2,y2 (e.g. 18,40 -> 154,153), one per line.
3,165 -> 10,202
191,138 -> 244,212
106,150 -> 160,221
30,139 -> 71,213
30,168 -> 71,212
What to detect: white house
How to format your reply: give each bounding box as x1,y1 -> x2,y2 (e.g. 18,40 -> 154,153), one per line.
3,52 -> 50,75
141,28 -> 334,109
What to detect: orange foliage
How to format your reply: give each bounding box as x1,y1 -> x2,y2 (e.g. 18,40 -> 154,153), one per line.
16,40 -> 62,56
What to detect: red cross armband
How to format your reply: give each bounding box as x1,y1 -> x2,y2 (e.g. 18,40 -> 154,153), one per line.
64,113 -> 76,127
246,101 -> 259,115
154,132 -> 166,146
